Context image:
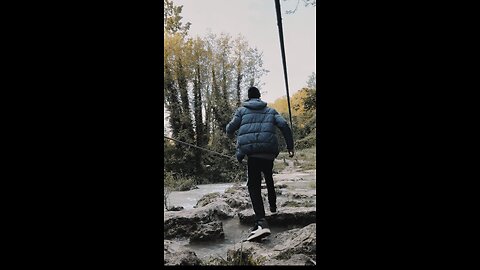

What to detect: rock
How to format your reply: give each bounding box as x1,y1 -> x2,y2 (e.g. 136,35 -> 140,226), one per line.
196,186 -> 252,213
168,206 -> 184,211
292,193 -> 309,199
263,254 -> 315,266
189,221 -> 224,242
260,183 -> 288,189
202,257 -> 228,266
164,201 -> 234,240
224,195 -> 251,210
277,183 -> 288,189
202,201 -> 236,219
271,223 -> 316,261
164,240 -> 202,265
225,184 -> 247,194
195,192 -> 222,208
280,200 -> 315,208
238,207 -> 316,226
223,186 -> 249,198
224,223 -> 316,265
225,241 -> 274,265
282,190 -> 316,200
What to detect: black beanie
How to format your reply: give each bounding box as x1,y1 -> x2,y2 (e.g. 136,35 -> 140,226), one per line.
248,87 -> 260,99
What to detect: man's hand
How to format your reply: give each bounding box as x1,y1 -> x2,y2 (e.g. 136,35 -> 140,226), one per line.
288,150 -> 294,158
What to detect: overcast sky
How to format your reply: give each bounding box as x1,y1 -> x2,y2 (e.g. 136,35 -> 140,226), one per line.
172,0 -> 316,103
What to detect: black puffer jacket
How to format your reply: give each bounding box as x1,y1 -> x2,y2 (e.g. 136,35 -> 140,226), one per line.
226,98 -> 294,160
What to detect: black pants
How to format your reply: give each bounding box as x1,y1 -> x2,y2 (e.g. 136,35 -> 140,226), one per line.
247,157 -> 276,222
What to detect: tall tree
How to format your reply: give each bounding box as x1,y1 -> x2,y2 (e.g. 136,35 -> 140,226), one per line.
191,37 -> 208,173
233,35 -> 249,106
243,47 -> 269,90
164,14 -> 270,183
304,72 -> 316,111
282,0 -> 316,14
175,53 -> 195,144
164,34 -> 182,139
164,0 -> 191,35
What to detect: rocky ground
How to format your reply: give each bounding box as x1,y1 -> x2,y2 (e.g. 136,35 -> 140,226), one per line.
163,160 -> 317,266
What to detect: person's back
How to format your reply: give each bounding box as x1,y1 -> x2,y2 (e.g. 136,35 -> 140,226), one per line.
226,86 -> 294,241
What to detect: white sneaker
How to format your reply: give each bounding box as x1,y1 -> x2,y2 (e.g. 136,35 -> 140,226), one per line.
246,224 -> 271,241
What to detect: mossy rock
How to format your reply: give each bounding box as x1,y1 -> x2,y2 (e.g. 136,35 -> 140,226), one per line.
195,192 -> 222,207
281,200 -> 315,208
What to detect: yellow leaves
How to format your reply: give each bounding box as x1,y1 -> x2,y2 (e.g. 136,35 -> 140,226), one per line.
269,87 -> 316,129
269,88 -> 312,116
270,97 -> 289,114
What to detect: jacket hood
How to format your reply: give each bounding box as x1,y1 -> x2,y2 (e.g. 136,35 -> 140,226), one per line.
243,98 -> 267,110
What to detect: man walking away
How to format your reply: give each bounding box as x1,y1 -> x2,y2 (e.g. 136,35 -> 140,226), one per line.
226,86 -> 294,241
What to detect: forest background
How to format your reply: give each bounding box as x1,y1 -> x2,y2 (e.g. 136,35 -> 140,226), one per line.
163,0 -> 316,192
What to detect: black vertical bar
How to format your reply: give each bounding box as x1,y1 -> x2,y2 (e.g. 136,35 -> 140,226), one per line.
274,0 -> 294,136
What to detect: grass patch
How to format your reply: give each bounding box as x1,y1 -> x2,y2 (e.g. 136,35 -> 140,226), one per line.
164,171 -> 198,210
164,171 -> 198,191
273,159 -> 288,173
204,243 -> 263,266
276,147 -> 317,172
295,147 -> 316,171
301,162 -> 316,171
296,134 -> 316,149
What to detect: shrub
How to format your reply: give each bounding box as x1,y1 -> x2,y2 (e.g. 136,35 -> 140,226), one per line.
176,177 -> 197,191
296,134 -> 316,149
164,171 -> 175,210
203,242 -> 264,265
164,171 -> 198,191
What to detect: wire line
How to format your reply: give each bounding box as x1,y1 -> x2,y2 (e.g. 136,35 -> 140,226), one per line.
164,135 -> 238,161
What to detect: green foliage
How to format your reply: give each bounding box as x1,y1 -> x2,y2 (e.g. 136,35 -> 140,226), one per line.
296,146 -> 316,171
296,133 -> 316,149
270,73 -> 316,151
204,243 -> 263,266
164,171 -> 175,210
300,162 -> 316,171
164,0 -> 191,35
164,170 -> 175,189
176,177 -> 197,191
226,249 -> 260,266
163,170 -> 197,192
275,146 -> 316,171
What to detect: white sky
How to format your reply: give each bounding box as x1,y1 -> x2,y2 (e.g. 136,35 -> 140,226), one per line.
171,0 -> 316,103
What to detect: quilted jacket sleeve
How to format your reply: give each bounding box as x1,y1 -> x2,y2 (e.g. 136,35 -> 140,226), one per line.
273,109 -> 294,151
226,108 -> 242,137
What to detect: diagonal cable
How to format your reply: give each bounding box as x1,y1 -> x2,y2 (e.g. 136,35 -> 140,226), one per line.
164,135 -> 238,161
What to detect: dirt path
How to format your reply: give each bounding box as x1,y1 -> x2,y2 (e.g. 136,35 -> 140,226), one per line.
273,158 -> 316,183
271,159 -> 316,203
